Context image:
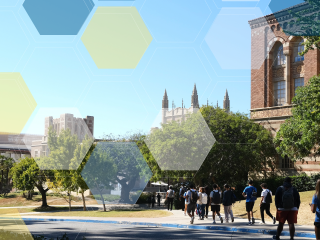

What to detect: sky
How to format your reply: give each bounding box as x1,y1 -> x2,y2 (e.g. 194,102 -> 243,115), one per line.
0,0 -> 304,138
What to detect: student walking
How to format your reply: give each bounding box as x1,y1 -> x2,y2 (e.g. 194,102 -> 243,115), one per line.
273,177 -> 301,240
197,187 -> 207,220
204,186 -> 210,218
186,184 -> 198,224
179,185 -> 186,211
183,187 -> 190,216
209,184 -> 223,224
223,184 -> 234,223
166,186 -> 175,211
260,183 -> 276,224
311,179 -> 320,240
156,193 -> 161,207
242,180 -> 257,225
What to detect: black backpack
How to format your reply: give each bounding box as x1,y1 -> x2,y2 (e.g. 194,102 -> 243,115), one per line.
251,188 -> 257,199
180,188 -> 186,197
212,191 -> 221,204
265,190 -> 272,204
190,191 -> 198,204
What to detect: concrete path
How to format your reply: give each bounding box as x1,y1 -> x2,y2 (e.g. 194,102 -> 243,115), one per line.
17,209 -> 315,239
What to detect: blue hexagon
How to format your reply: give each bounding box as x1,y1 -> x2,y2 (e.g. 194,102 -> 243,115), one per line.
0,12 -> 29,72
23,0 -> 95,35
81,142 -> 152,205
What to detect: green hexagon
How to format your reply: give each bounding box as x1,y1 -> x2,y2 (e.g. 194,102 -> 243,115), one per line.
81,7 -> 153,69
0,73 -> 37,134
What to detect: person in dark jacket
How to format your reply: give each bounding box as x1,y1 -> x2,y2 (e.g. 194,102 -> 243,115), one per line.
273,177 -> 301,240
223,184 -> 234,223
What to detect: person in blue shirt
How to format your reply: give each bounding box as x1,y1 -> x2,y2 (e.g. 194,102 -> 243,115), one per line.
311,179 -> 320,240
242,180 -> 257,225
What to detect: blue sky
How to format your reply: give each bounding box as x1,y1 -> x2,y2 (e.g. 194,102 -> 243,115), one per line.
0,0 -> 304,138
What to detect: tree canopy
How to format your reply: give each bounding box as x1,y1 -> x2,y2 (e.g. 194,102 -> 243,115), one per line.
274,75 -> 320,162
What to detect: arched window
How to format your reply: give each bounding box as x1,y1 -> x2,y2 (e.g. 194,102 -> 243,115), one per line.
277,24 -> 281,31
295,39 -> 305,62
274,45 -> 286,66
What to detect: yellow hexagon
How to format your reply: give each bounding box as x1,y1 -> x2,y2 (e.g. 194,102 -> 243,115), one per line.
0,73 -> 37,134
81,7 -> 153,69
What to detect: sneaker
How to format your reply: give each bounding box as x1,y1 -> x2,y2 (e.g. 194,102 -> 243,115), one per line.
252,218 -> 255,224
226,220 -> 229,223
259,221 -> 265,224
220,217 -> 223,224
191,216 -> 194,224
184,212 -> 186,216
206,215 -> 208,218
212,221 -> 216,224
247,222 -> 252,225
231,217 -> 234,223
272,236 -> 280,240
273,217 -> 276,224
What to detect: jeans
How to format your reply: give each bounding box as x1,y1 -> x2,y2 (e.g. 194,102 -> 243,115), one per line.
224,205 -> 233,222
197,204 -> 205,218
260,203 -> 273,222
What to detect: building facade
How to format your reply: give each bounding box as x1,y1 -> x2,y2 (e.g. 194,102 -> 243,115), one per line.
31,114 -> 94,158
249,2 -> 320,173
161,84 -> 230,124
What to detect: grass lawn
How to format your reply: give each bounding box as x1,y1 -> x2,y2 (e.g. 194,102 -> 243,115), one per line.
20,209 -> 173,218
232,190 -> 314,225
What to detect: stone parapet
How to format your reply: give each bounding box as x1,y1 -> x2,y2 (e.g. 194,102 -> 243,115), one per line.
251,105 -> 293,120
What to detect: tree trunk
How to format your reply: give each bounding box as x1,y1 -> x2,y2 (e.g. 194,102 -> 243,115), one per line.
68,193 -> 71,211
36,185 -> 49,208
81,191 -> 87,211
99,192 -> 106,211
119,177 -> 137,203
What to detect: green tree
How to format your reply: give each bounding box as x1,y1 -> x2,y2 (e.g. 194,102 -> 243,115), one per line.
0,155 -> 14,191
285,0 -> 320,55
10,157 -> 53,207
274,75 -> 320,162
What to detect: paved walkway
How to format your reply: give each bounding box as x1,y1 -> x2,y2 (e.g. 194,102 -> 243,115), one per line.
14,209 -> 315,239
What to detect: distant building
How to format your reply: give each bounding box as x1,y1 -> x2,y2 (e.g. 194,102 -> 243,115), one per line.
223,89 -> 230,113
31,114 -> 94,158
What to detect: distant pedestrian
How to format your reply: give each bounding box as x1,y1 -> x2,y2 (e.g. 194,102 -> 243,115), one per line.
222,184 -> 234,223
310,179 -> 320,240
273,177 -> 301,240
179,185 -> 186,211
209,184 -> 223,224
197,187 -> 207,220
242,180 -> 257,225
259,183 -> 276,224
186,184 -> 198,224
166,186 -> 175,211
157,193 -> 161,206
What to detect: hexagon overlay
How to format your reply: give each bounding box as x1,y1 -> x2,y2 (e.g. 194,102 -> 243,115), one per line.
23,0 -> 94,35
81,7 -> 152,69
81,142 -> 152,205
268,0 -> 319,37
22,108 -> 94,170
0,73 -> 37,134
145,108 -> 216,171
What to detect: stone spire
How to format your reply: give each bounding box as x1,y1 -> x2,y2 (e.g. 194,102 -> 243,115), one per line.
223,89 -> 230,113
162,89 -> 169,109
191,84 -> 199,108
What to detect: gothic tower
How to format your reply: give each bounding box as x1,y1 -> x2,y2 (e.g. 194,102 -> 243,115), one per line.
191,84 -> 199,109
162,89 -> 169,124
223,89 -> 230,113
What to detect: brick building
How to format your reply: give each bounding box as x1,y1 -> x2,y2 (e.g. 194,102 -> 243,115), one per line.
249,2 -> 320,174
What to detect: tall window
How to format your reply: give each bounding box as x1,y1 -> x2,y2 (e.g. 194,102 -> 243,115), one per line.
295,40 -> 305,62
294,77 -> 304,95
281,155 -> 294,168
275,45 -> 286,66
274,81 -> 286,106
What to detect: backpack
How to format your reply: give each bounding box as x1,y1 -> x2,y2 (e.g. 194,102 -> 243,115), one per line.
265,190 -> 272,204
281,186 -> 294,209
202,193 -> 208,204
190,191 -> 198,204
180,188 -> 186,197
212,191 -> 221,204
251,188 -> 257,199
168,189 -> 174,198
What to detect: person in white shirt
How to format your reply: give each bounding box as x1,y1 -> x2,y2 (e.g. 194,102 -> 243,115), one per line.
209,184 -> 223,224
166,186 -> 175,211
260,183 -> 276,224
